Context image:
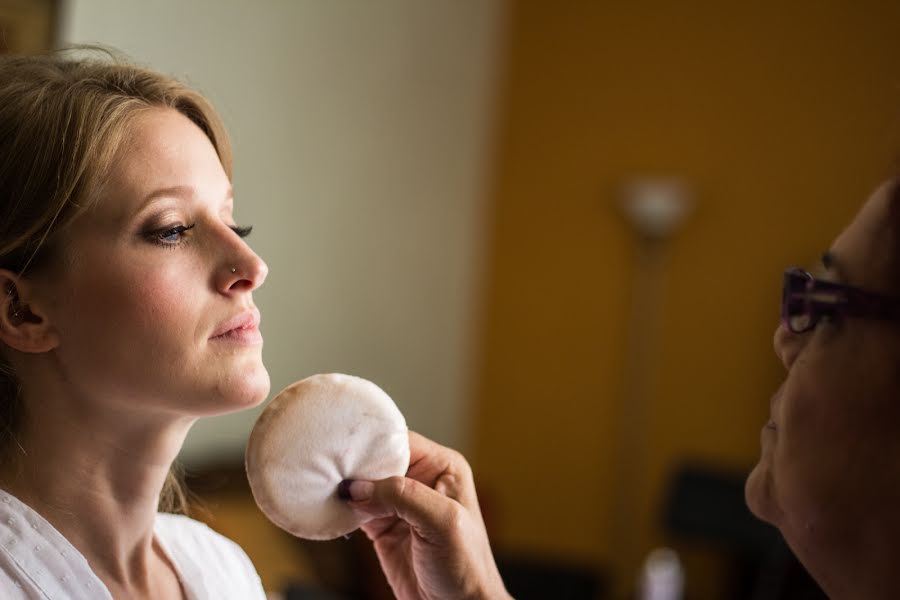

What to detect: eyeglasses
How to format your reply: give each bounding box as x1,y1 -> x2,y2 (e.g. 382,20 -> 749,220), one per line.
781,268 -> 900,333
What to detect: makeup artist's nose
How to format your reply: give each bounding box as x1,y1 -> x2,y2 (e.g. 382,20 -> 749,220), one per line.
773,322 -> 801,370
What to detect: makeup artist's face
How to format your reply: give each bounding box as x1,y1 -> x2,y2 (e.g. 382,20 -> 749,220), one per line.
39,107 -> 270,419
746,181 -> 900,555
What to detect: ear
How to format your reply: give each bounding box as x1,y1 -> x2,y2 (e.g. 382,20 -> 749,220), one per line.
0,269 -> 59,354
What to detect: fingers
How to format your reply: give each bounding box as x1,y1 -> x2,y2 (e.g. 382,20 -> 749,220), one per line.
406,431 -> 479,510
344,475 -> 466,543
408,430 -> 469,476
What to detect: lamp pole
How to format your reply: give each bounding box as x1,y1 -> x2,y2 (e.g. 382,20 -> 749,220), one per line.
611,177 -> 692,598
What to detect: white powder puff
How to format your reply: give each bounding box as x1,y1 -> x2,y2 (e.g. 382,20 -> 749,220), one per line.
245,373 -> 410,540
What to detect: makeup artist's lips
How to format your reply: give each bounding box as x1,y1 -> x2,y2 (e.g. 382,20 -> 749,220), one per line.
210,308 -> 262,345
765,383 -> 785,431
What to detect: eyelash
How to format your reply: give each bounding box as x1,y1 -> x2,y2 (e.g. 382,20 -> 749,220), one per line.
148,223 -> 253,247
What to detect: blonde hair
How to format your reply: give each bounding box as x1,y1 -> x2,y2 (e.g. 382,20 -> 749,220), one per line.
0,48 -> 233,513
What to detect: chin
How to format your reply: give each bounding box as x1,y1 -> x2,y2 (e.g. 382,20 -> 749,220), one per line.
235,366 -> 272,408
745,459 -> 782,527
208,361 -> 271,415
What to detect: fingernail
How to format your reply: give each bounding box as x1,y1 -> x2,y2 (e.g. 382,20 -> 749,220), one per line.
342,480 -> 374,501
337,480 -> 353,500
337,479 -> 374,501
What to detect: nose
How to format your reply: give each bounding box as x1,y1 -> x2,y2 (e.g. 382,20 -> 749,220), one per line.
773,321 -> 801,370
229,252 -> 268,292
217,232 -> 269,294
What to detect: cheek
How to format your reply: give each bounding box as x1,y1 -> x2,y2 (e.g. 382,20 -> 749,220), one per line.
60,255 -> 204,363
119,271 -> 197,338
779,375 -> 845,461
774,357 -> 884,523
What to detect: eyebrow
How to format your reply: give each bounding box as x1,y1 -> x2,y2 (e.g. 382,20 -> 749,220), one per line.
138,184 -> 234,212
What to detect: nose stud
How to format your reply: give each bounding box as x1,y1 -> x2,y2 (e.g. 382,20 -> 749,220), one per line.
230,267 -> 237,274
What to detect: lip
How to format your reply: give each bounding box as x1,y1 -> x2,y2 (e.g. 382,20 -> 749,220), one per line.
210,307 -> 262,344
766,382 -> 785,430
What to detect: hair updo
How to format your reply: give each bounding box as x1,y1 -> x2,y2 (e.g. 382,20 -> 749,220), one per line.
0,48 -> 233,513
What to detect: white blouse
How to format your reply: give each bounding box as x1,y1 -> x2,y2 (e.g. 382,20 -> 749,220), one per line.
0,488 -> 267,599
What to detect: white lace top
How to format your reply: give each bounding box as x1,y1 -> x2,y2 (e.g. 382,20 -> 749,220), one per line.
0,488 -> 267,599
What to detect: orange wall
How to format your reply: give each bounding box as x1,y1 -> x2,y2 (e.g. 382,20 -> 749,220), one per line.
473,1 -> 900,594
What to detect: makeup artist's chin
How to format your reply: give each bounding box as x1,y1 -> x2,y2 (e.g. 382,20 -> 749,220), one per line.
745,452 -> 779,526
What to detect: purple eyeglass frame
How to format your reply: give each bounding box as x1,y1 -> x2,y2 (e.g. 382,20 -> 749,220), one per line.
781,268 -> 900,333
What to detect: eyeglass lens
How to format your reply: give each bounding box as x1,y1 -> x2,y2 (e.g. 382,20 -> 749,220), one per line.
783,270 -> 814,333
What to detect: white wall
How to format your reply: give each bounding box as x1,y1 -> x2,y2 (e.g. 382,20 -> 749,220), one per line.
62,0 -> 505,465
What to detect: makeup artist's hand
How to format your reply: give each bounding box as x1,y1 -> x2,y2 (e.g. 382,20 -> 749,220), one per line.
340,431 -> 511,600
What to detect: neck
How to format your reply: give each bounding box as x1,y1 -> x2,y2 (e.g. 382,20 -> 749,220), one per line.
785,503 -> 900,599
0,392 -> 195,588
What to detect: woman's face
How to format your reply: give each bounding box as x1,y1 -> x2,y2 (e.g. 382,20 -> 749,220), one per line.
33,107 -> 270,419
746,180 -> 900,553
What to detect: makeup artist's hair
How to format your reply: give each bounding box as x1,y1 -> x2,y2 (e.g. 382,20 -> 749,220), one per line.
0,47 -> 233,514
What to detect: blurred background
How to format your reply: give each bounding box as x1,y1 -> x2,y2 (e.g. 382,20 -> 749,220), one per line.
3,0 -> 900,598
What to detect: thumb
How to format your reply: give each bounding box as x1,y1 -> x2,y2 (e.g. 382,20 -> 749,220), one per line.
341,477 -> 463,542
